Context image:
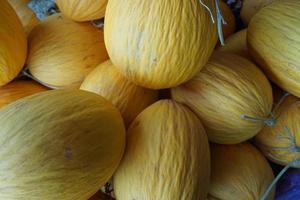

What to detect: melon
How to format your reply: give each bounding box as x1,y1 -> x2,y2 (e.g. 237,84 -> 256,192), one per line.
248,0 -> 300,97
80,60 -> 158,126
104,0 -> 217,89
0,89 -> 125,200
217,29 -> 250,59
241,0 -> 274,25
208,143 -> 274,200
113,100 -> 210,199
171,52 -> 273,144
0,0 -> 27,86
8,0 -> 39,35
27,14 -> 108,88
255,95 -> 300,166
0,80 -> 47,108
56,0 -> 107,22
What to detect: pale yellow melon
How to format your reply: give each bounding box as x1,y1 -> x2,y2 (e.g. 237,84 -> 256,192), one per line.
0,89 -> 126,200
0,0 -> 27,86
114,100 -> 210,199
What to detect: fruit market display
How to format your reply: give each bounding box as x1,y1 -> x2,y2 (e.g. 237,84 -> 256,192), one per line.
1,0 -> 300,199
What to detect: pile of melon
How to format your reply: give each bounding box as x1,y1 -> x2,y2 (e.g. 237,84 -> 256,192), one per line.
1,0 -> 300,199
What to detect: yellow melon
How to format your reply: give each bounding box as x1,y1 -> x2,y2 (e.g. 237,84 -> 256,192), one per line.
217,29 -> 250,59
8,0 -> 39,35
171,52 -> 273,144
114,100 -> 210,199
255,95 -> 300,166
241,0 -> 274,25
208,143 -> 274,200
248,0 -> 300,97
27,14 -> 108,88
56,0 -> 107,22
104,0 -> 217,89
0,80 -> 47,108
80,60 -> 158,126
0,0 -> 27,86
0,89 -> 125,200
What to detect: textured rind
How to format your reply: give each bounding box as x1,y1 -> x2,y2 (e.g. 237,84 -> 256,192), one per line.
255,95 -> 300,166
0,89 -> 126,200
171,52 -> 273,144
0,0 -> 27,86
241,0 -> 274,25
56,0 -> 107,22
104,0 -> 217,89
248,0 -> 300,97
217,29 -> 250,59
80,60 -> 158,126
0,80 -> 47,108
27,14 -> 108,88
208,143 -> 274,200
8,0 -> 39,35
114,100 -> 210,200
220,1 -> 236,39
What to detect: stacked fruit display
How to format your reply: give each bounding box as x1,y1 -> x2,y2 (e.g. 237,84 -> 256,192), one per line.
1,0 -> 300,199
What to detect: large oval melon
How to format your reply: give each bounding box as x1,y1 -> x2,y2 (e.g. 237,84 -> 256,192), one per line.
80,60 -> 158,126
104,0 -> 217,89
0,0 -> 27,86
114,100 -> 210,199
0,80 -> 47,108
27,14 -> 108,88
0,89 -> 125,200
208,143 -> 274,200
56,0 -> 107,21
248,0 -> 300,97
171,52 -> 273,144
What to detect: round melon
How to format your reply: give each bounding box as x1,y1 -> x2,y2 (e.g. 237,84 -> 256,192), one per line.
241,0 -> 274,25
8,0 -> 39,35
217,29 -> 250,59
80,60 -> 158,126
113,100 -> 210,199
0,89 -> 125,200
104,0 -> 217,89
208,143 -> 274,200
0,80 -> 47,108
255,95 -> 300,166
27,14 -> 108,89
0,0 -> 27,86
220,1 -> 236,39
56,0 -> 107,22
171,52 -> 273,144
248,0 -> 300,97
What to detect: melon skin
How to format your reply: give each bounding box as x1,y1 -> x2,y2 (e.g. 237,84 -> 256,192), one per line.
0,89 -> 126,200
56,0 -> 108,22
104,0 -> 217,89
248,0 -> 300,97
0,0 -> 27,86
114,100 -> 210,200
241,0 -> 274,25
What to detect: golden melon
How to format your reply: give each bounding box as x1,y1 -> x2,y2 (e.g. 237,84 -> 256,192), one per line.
8,0 -> 39,35
0,80 -> 47,108
208,143 -> 274,200
56,0 -> 107,22
80,60 -> 158,126
0,0 -> 27,86
0,89 -> 125,200
217,29 -> 250,59
241,0 -> 274,25
114,100 -> 210,199
220,1 -> 236,39
27,14 -> 108,89
255,95 -> 300,166
104,0 -> 217,89
248,0 -> 300,97
171,52 -> 273,144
